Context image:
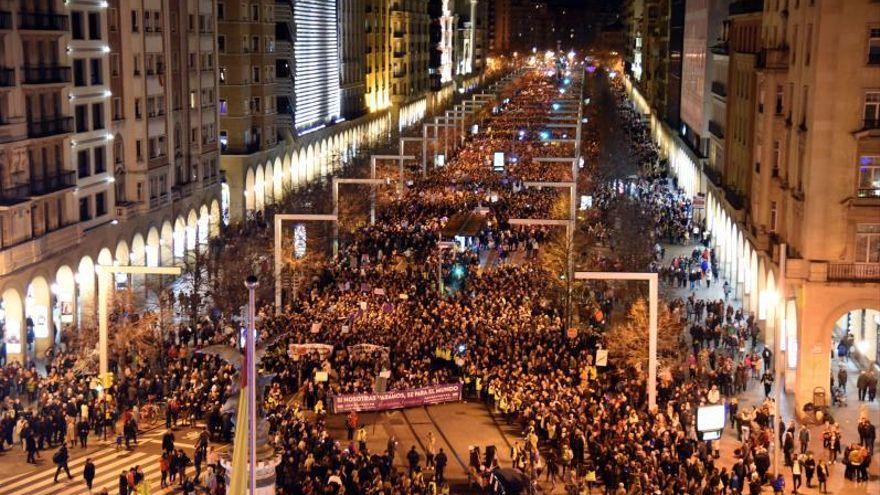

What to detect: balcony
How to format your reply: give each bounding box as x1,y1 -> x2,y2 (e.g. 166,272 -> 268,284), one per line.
0,11 -> 11,30
275,40 -> 292,54
708,120 -> 725,139
827,263 -> 880,282
0,67 -> 14,86
757,46 -> 789,70
29,170 -> 76,195
274,2 -> 293,23
171,182 -> 195,200
711,81 -> 726,98
27,116 -> 73,138
729,0 -> 764,15
223,142 -> 261,155
22,65 -> 71,84
18,12 -> 69,31
0,183 -> 30,206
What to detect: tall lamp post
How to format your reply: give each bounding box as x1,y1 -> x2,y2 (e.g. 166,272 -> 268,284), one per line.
245,275 -> 258,495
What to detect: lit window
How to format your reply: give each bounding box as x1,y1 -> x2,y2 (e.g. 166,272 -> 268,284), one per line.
190,91 -> 197,109
858,155 -> 880,198
864,91 -> 880,128
855,224 -> 880,263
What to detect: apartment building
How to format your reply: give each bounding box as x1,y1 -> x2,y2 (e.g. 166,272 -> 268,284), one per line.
749,0 -> 880,403
390,0 -> 430,104
0,0 -> 222,364
339,0 -> 367,120
625,0 -> 880,410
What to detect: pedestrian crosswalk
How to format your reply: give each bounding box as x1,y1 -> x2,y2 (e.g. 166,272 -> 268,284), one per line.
0,430 -> 207,495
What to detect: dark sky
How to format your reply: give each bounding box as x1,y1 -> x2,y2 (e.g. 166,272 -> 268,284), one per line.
550,0 -> 621,12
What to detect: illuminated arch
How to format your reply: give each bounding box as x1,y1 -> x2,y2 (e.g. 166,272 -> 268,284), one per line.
1,287 -> 24,362
198,205 -> 210,244
186,209 -> 199,251
76,255 -> 96,327
244,167 -> 256,212
160,220 -> 174,265
26,276 -> 52,356
115,239 -> 130,265
210,200 -> 221,237
254,165 -> 265,211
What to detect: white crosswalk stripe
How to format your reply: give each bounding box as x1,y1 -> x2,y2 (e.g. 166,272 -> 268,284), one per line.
0,446 -> 192,495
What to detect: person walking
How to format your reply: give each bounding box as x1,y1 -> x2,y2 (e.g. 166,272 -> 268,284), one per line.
406,445 -> 421,476
762,370 -> 774,398
159,452 -> 170,488
791,454 -> 803,494
161,429 -> 175,456
803,452 -> 816,488
837,366 -> 848,393
798,425 -> 811,454
435,447 -> 448,484
83,458 -> 96,492
53,443 -> 73,483
25,431 -> 38,464
816,459 -> 829,494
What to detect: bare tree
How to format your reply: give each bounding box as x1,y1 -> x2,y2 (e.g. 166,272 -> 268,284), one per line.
604,297 -> 684,372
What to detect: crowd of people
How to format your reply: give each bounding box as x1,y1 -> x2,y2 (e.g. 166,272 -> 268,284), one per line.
0,61 -> 875,495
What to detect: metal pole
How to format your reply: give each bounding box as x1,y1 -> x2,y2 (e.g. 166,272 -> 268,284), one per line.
332,181 -> 339,257
422,124 -> 428,173
648,273 -> 658,410
773,243 -> 787,478
274,217 -> 282,313
97,270 -> 110,376
245,276 -> 258,495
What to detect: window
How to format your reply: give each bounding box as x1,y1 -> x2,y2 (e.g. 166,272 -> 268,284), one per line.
190,91 -> 197,109
77,149 -> 91,178
218,35 -> 226,53
75,105 -> 89,133
131,10 -> 139,32
251,36 -> 259,53
135,98 -> 143,119
95,192 -> 107,217
219,131 -> 228,151
91,103 -> 104,130
113,97 -> 122,120
869,28 -> 880,65
864,92 -> 880,127
94,146 -> 106,174
88,12 -> 101,40
855,224 -> 880,263
218,3 -> 225,20
219,99 -> 228,114
79,197 -> 91,222
252,66 -> 260,83
71,11 -> 84,40
90,58 -> 102,85
219,67 -> 226,83
858,155 -> 880,198
769,201 -> 778,232
251,4 -> 259,21
110,54 -> 120,77
73,59 -> 87,86
775,85 -> 783,114
133,54 -> 141,76
136,139 -> 143,161
109,8 -> 118,32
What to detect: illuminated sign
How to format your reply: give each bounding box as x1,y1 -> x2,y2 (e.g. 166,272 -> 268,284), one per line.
293,223 -> 307,259
493,152 -> 505,171
697,404 -> 725,432
294,0 -> 341,131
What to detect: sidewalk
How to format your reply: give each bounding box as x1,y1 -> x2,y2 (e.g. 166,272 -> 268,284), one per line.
661,241 -> 879,493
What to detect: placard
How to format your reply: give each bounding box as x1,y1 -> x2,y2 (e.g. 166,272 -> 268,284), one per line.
595,349 -> 608,367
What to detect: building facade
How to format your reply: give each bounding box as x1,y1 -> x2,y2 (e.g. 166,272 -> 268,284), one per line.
0,0 -> 222,364
625,0 -> 880,411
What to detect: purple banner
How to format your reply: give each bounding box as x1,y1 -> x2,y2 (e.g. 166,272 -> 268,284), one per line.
331,383 -> 462,413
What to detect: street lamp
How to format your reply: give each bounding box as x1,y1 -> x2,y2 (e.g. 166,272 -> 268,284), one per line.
244,275 -> 258,495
